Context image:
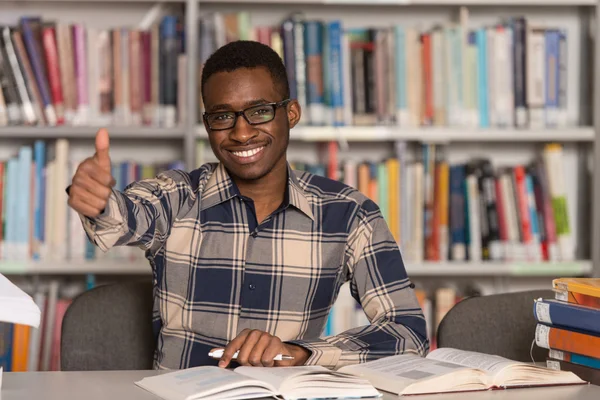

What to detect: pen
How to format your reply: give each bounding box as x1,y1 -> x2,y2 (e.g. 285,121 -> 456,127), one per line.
208,349 -> 295,361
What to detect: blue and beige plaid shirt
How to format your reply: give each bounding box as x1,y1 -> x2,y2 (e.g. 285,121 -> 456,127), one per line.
82,162 -> 428,370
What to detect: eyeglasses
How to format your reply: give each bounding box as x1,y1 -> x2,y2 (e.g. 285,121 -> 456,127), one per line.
203,99 -> 291,131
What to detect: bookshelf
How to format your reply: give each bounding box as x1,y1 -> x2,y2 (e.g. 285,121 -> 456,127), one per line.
198,126 -> 596,142
0,0 -> 597,280
0,126 -> 186,139
0,259 -> 591,277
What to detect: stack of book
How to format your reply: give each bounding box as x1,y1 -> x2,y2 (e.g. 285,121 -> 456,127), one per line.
534,278 -> 600,385
198,7 -> 574,129
0,14 -> 186,128
290,142 -> 575,263
0,139 -> 183,262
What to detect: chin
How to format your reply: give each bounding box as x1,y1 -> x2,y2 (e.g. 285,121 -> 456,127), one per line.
224,163 -> 271,181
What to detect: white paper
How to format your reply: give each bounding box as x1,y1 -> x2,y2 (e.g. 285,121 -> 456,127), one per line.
0,273 -> 41,328
428,348 -> 516,375
535,301 -> 552,324
536,324 -> 551,349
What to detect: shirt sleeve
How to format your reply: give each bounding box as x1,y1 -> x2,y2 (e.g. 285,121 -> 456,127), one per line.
79,169 -> 196,255
288,200 -> 429,370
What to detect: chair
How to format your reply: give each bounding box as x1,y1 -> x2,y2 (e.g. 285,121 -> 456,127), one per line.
61,280 -> 155,371
436,289 -> 554,362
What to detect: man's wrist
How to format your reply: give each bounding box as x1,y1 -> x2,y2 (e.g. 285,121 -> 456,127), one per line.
284,343 -> 312,366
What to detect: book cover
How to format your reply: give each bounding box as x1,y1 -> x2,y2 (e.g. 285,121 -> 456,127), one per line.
534,299 -> 600,336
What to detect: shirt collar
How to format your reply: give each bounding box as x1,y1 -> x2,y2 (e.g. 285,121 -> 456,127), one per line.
201,163 -> 314,221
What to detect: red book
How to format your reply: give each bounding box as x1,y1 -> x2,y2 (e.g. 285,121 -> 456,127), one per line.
427,163 -> 441,261
141,31 -> 152,125
513,166 -> 532,244
327,141 -> 338,181
41,26 -> 65,125
256,26 -> 271,47
421,33 -> 433,125
49,299 -> 71,371
495,177 -> 508,243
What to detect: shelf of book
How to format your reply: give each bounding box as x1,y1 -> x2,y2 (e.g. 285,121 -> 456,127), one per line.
0,260 -> 590,276
197,0 -> 597,5
0,126 -> 186,139
197,126 -> 595,143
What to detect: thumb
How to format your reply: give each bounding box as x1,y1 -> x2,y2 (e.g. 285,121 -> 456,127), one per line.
94,128 -> 111,172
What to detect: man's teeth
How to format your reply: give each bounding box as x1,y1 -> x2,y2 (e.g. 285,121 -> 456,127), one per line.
232,146 -> 264,158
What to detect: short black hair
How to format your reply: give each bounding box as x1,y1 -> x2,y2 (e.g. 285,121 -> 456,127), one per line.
201,40 -> 290,100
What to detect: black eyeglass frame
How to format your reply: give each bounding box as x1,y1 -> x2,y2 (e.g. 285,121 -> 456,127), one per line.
202,99 -> 292,131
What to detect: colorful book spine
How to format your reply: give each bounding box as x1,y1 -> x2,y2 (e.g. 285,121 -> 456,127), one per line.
534,299 -> 600,336
536,324 -> 600,359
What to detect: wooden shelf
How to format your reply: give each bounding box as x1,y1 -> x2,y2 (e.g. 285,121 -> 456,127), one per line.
197,126 -> 595,143
0,259 -> 591,277
197,0 -> 596,5
0,126 -> 186,139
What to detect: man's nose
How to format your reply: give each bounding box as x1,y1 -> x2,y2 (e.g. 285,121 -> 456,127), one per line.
229,114 -> 258,143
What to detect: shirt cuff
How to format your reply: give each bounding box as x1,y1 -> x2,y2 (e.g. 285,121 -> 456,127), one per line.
286,338 -> 342,370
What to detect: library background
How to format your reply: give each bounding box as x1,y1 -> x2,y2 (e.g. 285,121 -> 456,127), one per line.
0,0 -> 599,373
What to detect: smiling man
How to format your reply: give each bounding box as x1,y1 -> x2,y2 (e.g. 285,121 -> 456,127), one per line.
67,40 -> 428,370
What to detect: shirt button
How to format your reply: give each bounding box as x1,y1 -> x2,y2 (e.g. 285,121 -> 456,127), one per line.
250,231 -> 258,238
249,284 -> 256,290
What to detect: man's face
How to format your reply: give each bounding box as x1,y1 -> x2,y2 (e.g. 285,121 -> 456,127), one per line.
202,67 -> 300,182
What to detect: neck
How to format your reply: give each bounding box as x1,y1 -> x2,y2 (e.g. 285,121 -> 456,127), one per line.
233,158 -> 288,211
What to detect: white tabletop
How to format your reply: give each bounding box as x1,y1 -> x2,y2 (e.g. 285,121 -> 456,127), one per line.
1,370 -> 599,400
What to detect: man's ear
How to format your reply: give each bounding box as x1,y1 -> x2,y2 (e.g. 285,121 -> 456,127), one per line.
287,99 -> 301,129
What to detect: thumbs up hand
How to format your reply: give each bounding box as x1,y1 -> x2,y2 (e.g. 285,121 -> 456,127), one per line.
67,128 -> 116,218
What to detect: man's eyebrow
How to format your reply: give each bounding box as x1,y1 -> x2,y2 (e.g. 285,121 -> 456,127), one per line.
207,99 -> 271,112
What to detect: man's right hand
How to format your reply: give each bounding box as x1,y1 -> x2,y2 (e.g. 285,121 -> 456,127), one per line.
67,128 -> 116,218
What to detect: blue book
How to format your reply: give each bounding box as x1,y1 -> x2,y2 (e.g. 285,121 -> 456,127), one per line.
0,323 -> 14,371
534,299 -> 600,336
281,18 -> 297,100
304,21 -> 324,125
33,140 -> 45,259
525,174 -> 541,248
328,20 -> 344,127
6,158 -> 18,258
449,165 -> 467,260
476,29 -> 489,128
545,30 -> 560,127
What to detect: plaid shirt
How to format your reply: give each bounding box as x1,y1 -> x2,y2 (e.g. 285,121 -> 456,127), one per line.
82,162 -> 428,370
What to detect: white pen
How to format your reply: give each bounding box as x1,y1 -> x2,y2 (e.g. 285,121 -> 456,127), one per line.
208,348 -> 295,361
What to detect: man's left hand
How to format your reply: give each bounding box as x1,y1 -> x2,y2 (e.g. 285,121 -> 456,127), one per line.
214,329 -> 311,368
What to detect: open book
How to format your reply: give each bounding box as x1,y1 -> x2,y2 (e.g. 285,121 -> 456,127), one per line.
0,273 -> 41,327
339,347 -> 586,395
135,347 -> 585,400
135,365 -> 380,400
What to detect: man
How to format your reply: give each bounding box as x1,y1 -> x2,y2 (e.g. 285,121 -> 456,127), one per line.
67,41 -> 428,370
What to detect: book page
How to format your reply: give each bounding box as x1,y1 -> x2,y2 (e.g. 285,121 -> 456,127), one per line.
341,353 -> 466,381
135,366 -> 275,400
234,365 -> 330,391
0,273 -> 41,327
339,353 -> 485,395
428,348 -> 517,375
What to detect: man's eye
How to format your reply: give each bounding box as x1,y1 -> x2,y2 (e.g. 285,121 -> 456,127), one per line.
214,114 -> 233,121
250,108 -> 270,116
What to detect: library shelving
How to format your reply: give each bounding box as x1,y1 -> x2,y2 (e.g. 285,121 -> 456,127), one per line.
0,0 -> 597,280
0,126 -> 186,139
198,126 -> 596,142
0,259 -> 591,277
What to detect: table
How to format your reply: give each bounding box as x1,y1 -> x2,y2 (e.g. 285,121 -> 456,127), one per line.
1,370 -> 599,400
